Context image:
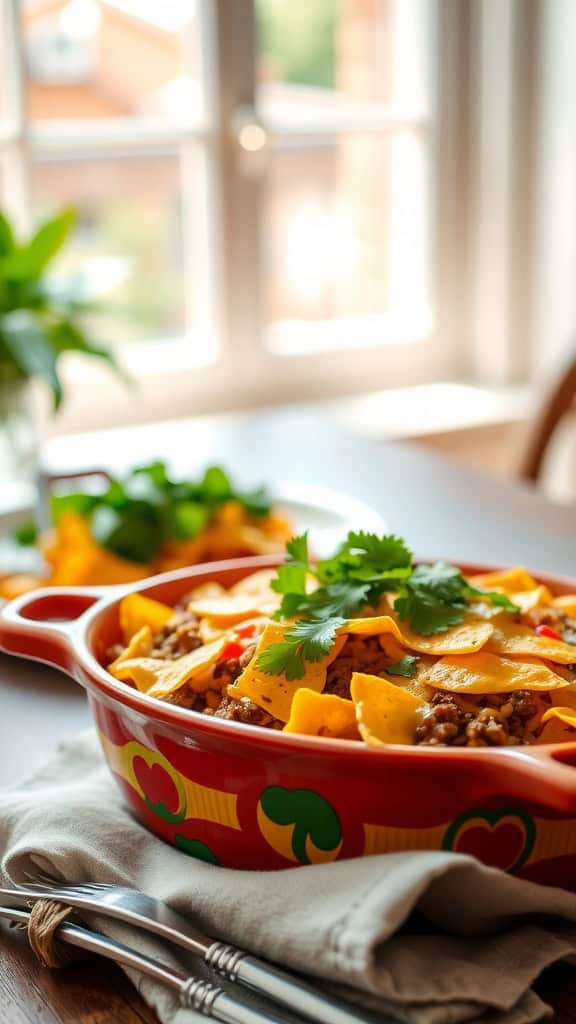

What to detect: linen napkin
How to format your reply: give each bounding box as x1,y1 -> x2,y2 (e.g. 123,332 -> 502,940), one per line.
2,733 -> 576,1024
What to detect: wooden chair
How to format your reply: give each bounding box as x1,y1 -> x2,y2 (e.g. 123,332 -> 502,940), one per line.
520,352 -> 576,483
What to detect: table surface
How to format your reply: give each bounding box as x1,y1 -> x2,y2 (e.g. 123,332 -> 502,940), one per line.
2,406 -> 576,1023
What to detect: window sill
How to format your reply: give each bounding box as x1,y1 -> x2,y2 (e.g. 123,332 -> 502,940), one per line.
315,381 -> 534,441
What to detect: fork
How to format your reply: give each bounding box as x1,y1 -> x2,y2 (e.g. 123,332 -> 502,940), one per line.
0,902 -> 288,1024
3,878 -> 371,1024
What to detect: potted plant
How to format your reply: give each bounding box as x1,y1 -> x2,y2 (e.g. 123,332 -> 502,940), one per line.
0,206 -> 118,505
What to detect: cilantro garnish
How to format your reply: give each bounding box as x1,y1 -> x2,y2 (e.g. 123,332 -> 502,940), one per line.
257,532 -> 520,679
258,617 -> 347,681
386,655 -> 419,678
44,463 -> 273,564
13,519 -> 38,546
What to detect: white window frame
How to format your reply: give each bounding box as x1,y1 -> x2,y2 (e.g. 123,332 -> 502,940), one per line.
0,0 -> 540,431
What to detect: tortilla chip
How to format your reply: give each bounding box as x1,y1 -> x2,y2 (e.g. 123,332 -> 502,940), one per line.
466,567 -> 538,593
486,618 -> 576,664
342,615 -> 404,640
107,625 -> 152,673
0,574 -> 47,599
341,612 -> 493,655
185,581 -> 226,602
421,652 -> 568,693
187,593 -> 278,626
119,593 -> 175,644
228,623 -> 346,722
552,595 -> 576,617
284,689 -> 359,739
351,672 -> 425,745
541,706 -> 576,730
507,586 -> 553,613
43,513 -> 149,587
394,618 -> 494,655
112,636 -> 227,698
230,569 -> 278,598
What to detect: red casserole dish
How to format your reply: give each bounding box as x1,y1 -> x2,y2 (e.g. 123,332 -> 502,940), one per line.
2,555 -> 576,887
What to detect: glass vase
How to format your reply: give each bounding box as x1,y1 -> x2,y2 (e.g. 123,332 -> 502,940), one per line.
0,379 -> 39,512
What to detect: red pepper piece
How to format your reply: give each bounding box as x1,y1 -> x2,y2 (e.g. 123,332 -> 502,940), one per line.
535,624 -> 562,641
235,623 -> 256,639
219,641 -> 244,662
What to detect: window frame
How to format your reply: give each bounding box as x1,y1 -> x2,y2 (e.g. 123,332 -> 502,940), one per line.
0,0 -> 528,431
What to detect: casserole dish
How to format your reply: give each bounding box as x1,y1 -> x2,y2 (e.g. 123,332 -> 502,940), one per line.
2,556 -> 576,887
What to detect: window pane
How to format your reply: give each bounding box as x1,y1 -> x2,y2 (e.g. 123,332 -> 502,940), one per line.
0,13 -> 11,122
22,0 -> 204,121
256,0 -> 430,122
31,153 -> 192,344
262,132 -> 431,351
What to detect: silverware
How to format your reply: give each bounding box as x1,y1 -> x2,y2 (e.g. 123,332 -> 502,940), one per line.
4,879 -> 371,1024
0,902 -> 288,1024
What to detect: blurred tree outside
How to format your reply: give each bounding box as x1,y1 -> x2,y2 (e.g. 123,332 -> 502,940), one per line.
256,0 -> 338,88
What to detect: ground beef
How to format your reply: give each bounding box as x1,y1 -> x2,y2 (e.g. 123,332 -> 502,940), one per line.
239,642 -> 257,669
163,686 -> 220,711
151,611 -> 203,659
325,637 -> 394,699
415,690 -> 539,747
524,608 -> 576,643
211,695 -> 281,729
562,626 -> 576,646
212,656 -> 242,686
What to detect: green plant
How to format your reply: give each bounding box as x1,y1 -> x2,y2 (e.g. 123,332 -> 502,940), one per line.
0,206 -> 118,409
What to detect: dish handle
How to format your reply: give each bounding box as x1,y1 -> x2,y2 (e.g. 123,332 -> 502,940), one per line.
0,586 -> 114,675
490,744 -> 576,813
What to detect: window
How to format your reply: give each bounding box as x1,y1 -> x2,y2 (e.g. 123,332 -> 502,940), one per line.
0,1 -> 509,428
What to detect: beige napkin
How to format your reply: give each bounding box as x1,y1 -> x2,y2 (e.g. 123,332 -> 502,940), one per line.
2,732 -> 576,1024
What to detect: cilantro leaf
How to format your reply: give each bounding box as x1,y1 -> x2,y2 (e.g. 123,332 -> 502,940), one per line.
286,532 -> 310,567
239,485 -> 272,518
13,519 -> 38,546
164,501 -> 208,541
386,655 -> 419,678
272,592 -> 313,620
409,562 -> 469,602
271,534 -> 311,600
91,503 -> 161,563
285,616 -> 346,661
465,585 -> 519,612
257,614 -> 345,680
395,591 -> 467,635
393,561 -> 520,634
272,563 -> 309,597
308,581 -> 372,618
201,465 -> 233,503
318,531 -> 411,585
257,642 -> 307,681
131,461 -> 170,490
50,490 -> 98,523
342,531 -> 412,571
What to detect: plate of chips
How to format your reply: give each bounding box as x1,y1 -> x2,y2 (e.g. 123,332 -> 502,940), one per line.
0,462 -> 385,598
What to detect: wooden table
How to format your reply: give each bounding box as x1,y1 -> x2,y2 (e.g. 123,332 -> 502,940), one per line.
2,407 -> 576,1023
